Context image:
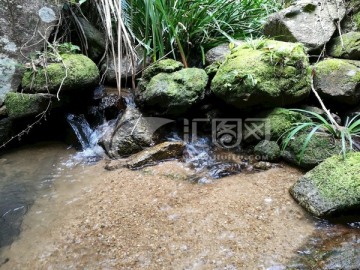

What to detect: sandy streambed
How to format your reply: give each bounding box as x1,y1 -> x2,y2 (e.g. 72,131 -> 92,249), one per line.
1,161 -> 315,269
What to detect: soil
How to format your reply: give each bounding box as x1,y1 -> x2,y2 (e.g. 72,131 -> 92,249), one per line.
0,161 -> 315,269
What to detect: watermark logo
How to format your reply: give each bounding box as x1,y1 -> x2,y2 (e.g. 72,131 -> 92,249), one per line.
144,117 -> 270,149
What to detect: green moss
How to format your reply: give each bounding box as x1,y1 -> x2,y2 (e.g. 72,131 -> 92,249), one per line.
22,54 -> 99,94
305,152 -> 360,203
262,108 -> 311,140
141,68 -> 208,116
328,32 -> 360,59
4,92 -> 51,118
286,133 -> 342,168
211,40 -> 310,109
350,70 -> 360,83
140,59 -> 183,87
315,59 -> 347,75
354,12 -> 360,30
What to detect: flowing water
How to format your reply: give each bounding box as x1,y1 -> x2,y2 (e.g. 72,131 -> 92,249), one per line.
0,117 -> 359,268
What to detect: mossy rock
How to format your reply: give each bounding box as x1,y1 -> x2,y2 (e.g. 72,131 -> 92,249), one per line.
245,108 -> 311,142
211,40 -> 310,110
290,152 -> 360,217
4,92 -> 53,119
22,54 -> 99,94
281,133 -> 343,169
254,140 -> 281,162
314,58 -> 360,105
328,32 -> 360,60
138,59 -> 184,91
138,68 -> 208,116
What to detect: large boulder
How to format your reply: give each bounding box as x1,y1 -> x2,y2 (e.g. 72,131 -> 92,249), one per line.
21,54 -> 99,94
290,152 -> 360,217
211,40 -> 310,110
99,107 -> 154,158
264,0 -> 346,52
314,58 -> 360,105
127,141 -> 185,169
328,32 -> 360,60
4,92 -> 53,119
281,133 -> 343,169
137,67 -> 208,116
0,1 -> 63,103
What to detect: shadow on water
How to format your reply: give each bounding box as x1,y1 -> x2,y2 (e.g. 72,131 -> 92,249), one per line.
0,142 -> 72,251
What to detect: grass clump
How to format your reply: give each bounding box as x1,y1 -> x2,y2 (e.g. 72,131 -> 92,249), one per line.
281,109 -> 360,161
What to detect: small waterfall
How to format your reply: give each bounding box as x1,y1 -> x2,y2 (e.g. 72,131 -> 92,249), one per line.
67,114 -> 93,150
66,114 -> 114,162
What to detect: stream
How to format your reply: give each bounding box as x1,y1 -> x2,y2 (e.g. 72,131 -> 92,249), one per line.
0,119 -> 359,268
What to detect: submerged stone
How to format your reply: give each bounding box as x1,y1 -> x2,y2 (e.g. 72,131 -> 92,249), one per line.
22,54 -> 99,94
290,152 -> 360,217
211,40 -> 310,110
127,141 -> 185,169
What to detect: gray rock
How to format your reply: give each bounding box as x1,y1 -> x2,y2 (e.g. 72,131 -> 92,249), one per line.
0,1 -> 64,103
104,159 -> 127,171
99,107 -> 154,158
77,17 -> 106,62
254,140 -> 281,162
290,152 -> 360,217
0,117 -> 12,146
314,58 -> 360,105
205,44 -> 231,65
328,31 -> 360,60
138,68 -> 208,116
253,161 -> 273,170
4,92 -> 54,119
264,0 -> 346,52
340,2 -> 360,34
299,105 -> 341,125
211,40 -> 310,110
102,49 -> 146,85
127,141 -> 185,169
0,105 -> 7,118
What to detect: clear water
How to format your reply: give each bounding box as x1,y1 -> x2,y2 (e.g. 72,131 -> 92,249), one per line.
0,142 -> 74,249
0,126 -> 358,268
